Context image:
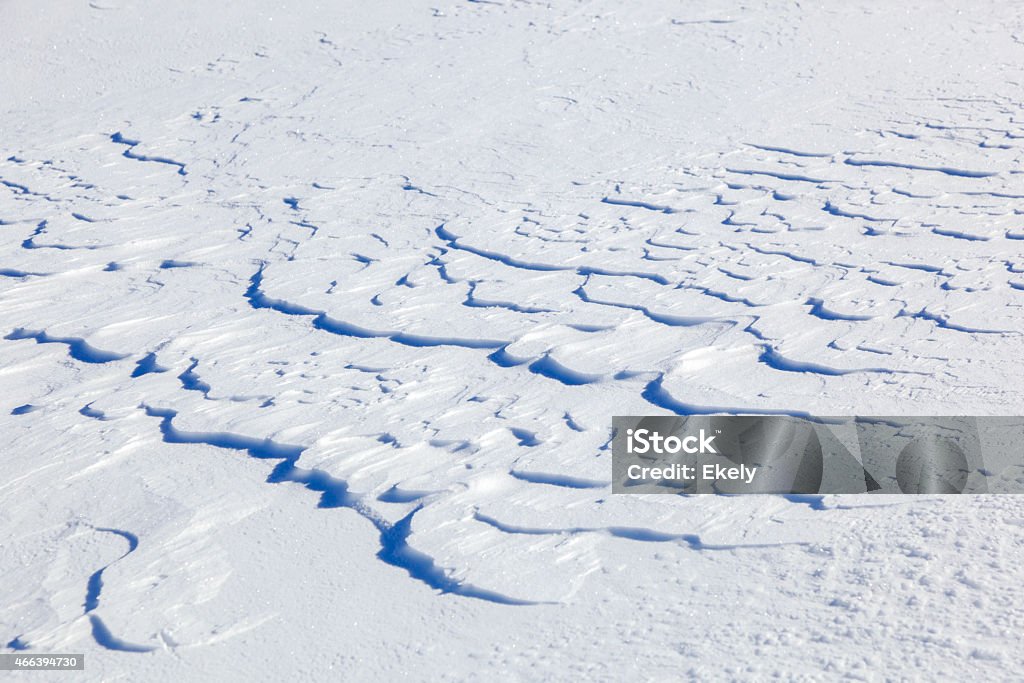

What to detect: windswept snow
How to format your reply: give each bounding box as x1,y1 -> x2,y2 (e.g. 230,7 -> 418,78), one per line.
2,1 -> 1024,679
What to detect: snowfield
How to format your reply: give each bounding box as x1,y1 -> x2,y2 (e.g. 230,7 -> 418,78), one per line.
3,0 -> 1024,679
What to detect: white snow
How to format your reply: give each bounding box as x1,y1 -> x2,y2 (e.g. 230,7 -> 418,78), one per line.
2,0 -> 1024,679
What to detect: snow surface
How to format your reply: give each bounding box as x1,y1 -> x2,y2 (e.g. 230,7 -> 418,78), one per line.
2,0 -> 1024,679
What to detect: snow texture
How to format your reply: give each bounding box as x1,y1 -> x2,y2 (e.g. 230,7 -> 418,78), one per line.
2,0 -> 1024,680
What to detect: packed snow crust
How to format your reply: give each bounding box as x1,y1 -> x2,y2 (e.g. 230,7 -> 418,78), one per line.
2,1 -> 1024,679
